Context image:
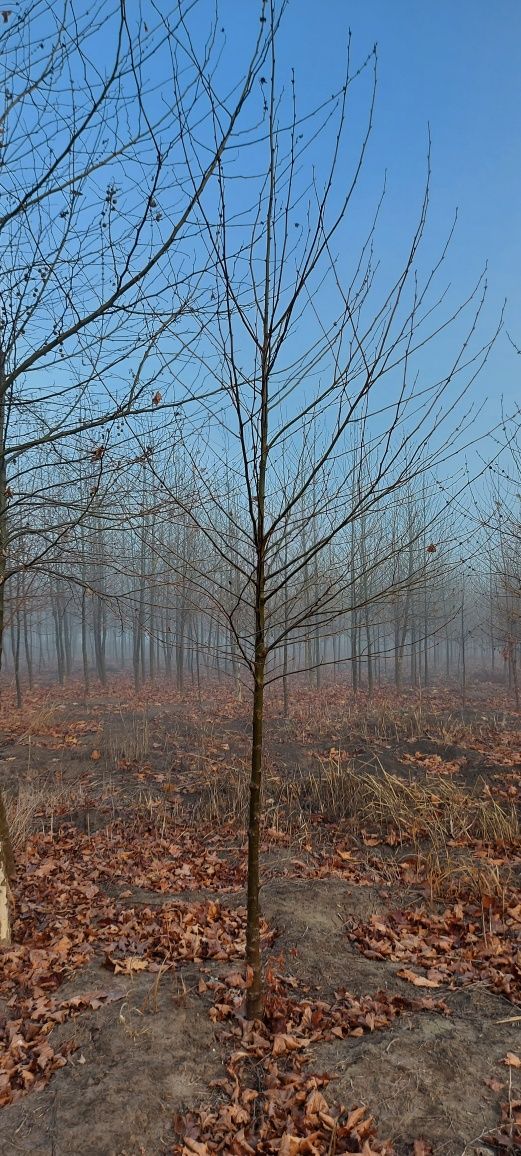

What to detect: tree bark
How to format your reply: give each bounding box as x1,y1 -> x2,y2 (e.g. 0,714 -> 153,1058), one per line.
246,645 -> 265,1019
0,789 -> 14,944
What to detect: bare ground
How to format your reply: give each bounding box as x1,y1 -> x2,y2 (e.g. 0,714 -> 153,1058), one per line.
1,680 -> 521,1154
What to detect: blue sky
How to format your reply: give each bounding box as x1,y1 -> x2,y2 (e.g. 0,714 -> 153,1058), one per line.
222,0 -> 520,433
10,0 -> 517,486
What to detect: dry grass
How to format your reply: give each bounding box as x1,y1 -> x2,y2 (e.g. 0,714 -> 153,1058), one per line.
16,702 -> 61,746
195,752 -> 518,903
294,688 -> 510,748
194,761 -> 309,838
357,706 -> 506,748
131,788 -> 183,834
198,753 -> 519,844
102,711 -> 152,766
4,782 -> 74,853
303,754 -> 519,845
420,844 -> 507,903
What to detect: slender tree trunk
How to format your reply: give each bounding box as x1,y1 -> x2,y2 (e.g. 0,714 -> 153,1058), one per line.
394,611 -> 401,688
63,609 -> 73,678
351,610 -> 358,694
52,596 -> 65,686
193,617 -> 201,702
245,151 -> 270,1013
282,637 -> 289,717
93,597 -> 107,685
512,643 -> 520,710
176,605 -> 185,692
246,623 -> 266,1018
149,618 -> 155,682
460,597 -> 466,707
0,787 -> 14,943
0,353 -> 8,677
164,619 -> 173,678
11,599 -> 22,709
22,594 -> 33,689
81,591 -> 90,692
332,632 -> 339,681
133,609 -> 142,691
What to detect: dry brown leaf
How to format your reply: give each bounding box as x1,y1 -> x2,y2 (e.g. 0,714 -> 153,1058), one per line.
182,1141 -> 209,1155
344,1105 -> 370,1130
272,1032 -> 307,1056
279,1135 -> 321,1156
111,956 -> 149,974
397,969 -> 441,988
224,970 -> 247,989
279,1137 -> 302,1156
503,1052 -> 521,1068
305,1089 -> 330,1117
486,1076 -> 505,1092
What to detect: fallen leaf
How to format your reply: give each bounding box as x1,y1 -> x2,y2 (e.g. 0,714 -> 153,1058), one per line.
182,1141 -> 208,1155
344,1105 -> 370,1130
305,1089 -> 330,1117
110,956 -> 149,974
486,1077 -> 504,1092
272,1032 -> 307,1056
397,969 -> 441,988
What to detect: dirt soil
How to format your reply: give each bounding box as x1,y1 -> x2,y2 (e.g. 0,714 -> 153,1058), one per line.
1,678 -> 521,1155
0,966 -> 224,1156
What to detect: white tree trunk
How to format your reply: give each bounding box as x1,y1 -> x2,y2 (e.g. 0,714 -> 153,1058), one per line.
0,791 -> 13,944
0,860 -> 11,944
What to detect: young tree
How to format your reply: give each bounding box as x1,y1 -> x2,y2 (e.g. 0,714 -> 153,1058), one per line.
485,424 -> 521,703
144,4 -> 496,1016
0,4 -> 498,1009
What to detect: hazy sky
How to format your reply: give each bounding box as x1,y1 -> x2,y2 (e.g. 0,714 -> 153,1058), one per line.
223,0 -> 520,436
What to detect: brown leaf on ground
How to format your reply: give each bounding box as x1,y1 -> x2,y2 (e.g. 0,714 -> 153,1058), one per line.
397,969 -> 441,988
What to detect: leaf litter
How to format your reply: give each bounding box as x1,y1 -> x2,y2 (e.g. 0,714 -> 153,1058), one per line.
2,679 -> 521,1151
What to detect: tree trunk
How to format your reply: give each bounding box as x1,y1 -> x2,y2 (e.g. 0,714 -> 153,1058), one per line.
81,591 -> 90,692
0,352 -> 7,677
512,644 -> 520,710
93,596 -> 107,685
133,609 -> 142,691
63,609 -> 73,678
351,610 -> 358,694
0,789 -> 14,944
246,646 -> 265,1020
176,605 -> 185,692
52,596 -> 65,686
23,597 -> 33,689
460,598 -> 466,707
11,603 -> 22,709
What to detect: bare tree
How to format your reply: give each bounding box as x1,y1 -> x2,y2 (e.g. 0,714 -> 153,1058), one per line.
0,0 -> 271,669
138,4 -> 496,1016
0,0 -> 274,938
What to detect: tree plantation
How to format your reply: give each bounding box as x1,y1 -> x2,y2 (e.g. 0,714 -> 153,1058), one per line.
2,468 -> 520,700
1,2 -> 520,1154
